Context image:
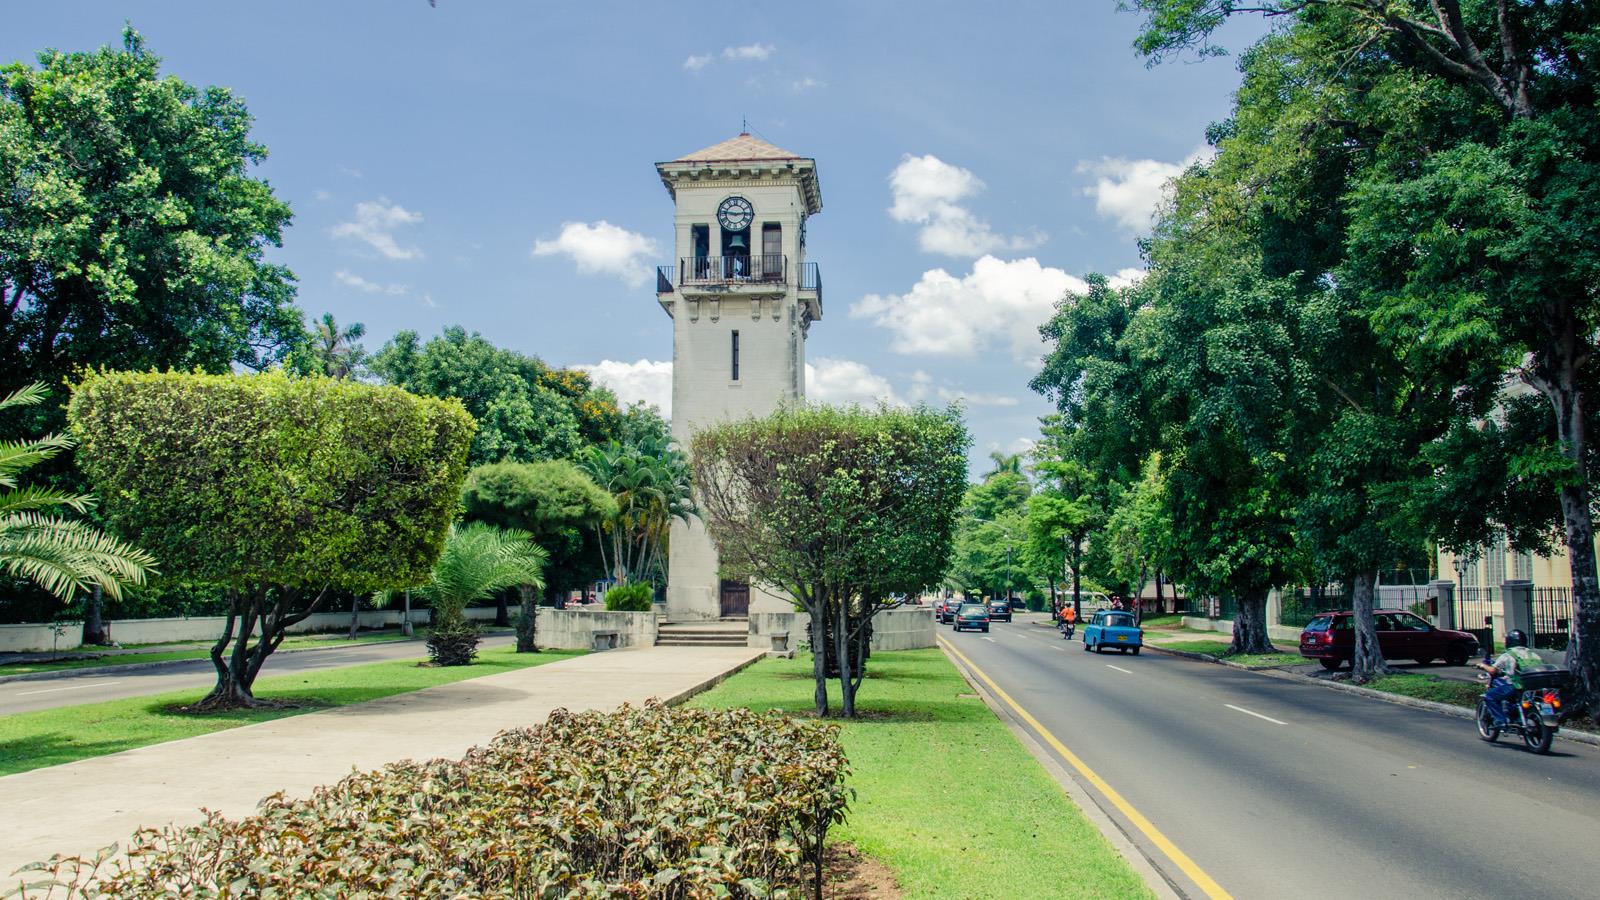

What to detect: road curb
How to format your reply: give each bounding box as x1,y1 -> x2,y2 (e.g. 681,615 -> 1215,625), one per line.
938,643 -> 1185,900
1148,644 -> 1600,748
0,636 -> 441,686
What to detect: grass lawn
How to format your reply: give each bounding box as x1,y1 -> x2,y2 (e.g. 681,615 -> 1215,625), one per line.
689,649 -> 1152,899
0,645 -> 582,776
1151,638 -> 1304,667
1364,672 -> 1483,708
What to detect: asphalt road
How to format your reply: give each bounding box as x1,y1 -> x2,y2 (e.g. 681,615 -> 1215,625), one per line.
943,616 -> 1600,900
0,634 -> 514,715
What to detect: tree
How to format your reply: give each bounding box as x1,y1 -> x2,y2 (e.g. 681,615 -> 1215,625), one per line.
415,523 -> 547,666
1124,0 -> 1600,722
302,312 -> 368,380
693,405 -> 969,717
370,327 -> 583,465
0,29 -> 304,433
1,383 -> 154,602
1101,454 -> 1175,613
461,460 -> 616,651
68,370 -> 475,708
582,435 -> 694,587
1028,458 -> 1110,618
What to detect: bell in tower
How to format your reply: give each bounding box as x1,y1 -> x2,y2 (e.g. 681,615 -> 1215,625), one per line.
653,133 -> 823,623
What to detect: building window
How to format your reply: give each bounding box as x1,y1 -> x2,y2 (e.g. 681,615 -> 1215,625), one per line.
1485,537 -> 1507,587
1513,551 -> 1534,581
731,330 -> 740,381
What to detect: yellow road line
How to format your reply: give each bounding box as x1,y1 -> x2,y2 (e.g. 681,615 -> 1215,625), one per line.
940,637 -> 1232,900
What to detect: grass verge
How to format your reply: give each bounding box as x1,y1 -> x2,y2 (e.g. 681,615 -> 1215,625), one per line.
688,649 -> 1152,900
1151,638 -> 1304,667
0,645 -> 582,775
1363,672 -> 1482,708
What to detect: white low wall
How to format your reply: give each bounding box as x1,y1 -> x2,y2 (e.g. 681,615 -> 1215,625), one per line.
0,608 -> 439,655
534,609 -> 657,650
748,606 -> 936,651
1179,616 -> 1303,643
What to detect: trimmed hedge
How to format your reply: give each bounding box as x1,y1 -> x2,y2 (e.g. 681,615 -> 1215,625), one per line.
16,703 -> 851,898
604,581 -> 654,611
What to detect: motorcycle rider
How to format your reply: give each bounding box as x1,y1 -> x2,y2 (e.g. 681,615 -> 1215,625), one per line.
1058,603 -> 1077,638
1475,629 -> 1544,727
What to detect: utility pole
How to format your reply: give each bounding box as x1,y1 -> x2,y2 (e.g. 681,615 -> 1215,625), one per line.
1005,542 -> 1015,607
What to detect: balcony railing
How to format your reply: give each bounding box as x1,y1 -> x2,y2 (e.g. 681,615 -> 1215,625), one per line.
655,256 -> 822,309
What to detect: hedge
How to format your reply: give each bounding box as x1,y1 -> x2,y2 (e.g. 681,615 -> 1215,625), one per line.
604,581 -> 654,611
15,703 -> 852,898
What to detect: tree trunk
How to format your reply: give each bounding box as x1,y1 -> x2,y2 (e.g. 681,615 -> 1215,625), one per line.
494,590 -> 511,628
1071,535 -> 1084,619
1348,569 -> 1390,683
515,585 -> 540,653
82,585 -> 106,646
1549,380 -> 1600,721
401,589 -> 414,638
1155,569 -> 1166,614
1229,588 -> 1275,655
807,591 -> 829,717
196,586 -> 330,710
347,591 -> 361,639
835,596 -> 855,718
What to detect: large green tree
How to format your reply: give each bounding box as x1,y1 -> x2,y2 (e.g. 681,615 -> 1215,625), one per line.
0,29 -> 303,431
693,405 -> 969,717
1125,0 -> 1600,720
68,370 -> 474,708
371,326 -> 586,465
461,460 -> 616,650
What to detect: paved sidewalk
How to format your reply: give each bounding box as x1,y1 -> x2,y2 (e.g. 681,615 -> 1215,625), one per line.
0,645 -> 762,877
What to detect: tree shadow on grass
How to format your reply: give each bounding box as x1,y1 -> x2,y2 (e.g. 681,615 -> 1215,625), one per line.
0,731 -> 156,775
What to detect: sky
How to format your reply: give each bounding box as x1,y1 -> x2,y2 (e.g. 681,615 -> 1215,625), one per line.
5,1 -> 1262,472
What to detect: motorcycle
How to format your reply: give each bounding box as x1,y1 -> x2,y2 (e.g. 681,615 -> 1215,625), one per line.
1057,619 -> 1075,640
1476,666 -> 1569,755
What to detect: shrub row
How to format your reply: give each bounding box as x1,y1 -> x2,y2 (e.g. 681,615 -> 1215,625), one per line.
14,703 -> 851,898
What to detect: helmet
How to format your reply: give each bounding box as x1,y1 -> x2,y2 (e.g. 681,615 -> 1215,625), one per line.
1505,629 -> 1529,649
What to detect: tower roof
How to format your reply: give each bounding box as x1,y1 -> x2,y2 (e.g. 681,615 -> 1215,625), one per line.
670,132 -> 804,163
657,133 -> 822,214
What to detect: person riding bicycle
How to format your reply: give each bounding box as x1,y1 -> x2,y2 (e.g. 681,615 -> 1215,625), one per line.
1476,630 -> 1544,727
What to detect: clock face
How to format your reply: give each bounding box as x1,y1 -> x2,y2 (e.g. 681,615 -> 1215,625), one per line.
717,196 -> 754,232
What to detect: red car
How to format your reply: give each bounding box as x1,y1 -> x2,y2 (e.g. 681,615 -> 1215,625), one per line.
1299,609 -> 1481,671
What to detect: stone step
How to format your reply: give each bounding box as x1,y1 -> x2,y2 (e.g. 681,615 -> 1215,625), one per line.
655,634 -> 749,643
655,638 -> 749,647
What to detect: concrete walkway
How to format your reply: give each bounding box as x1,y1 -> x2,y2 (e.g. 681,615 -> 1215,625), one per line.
0,645 -> 762,877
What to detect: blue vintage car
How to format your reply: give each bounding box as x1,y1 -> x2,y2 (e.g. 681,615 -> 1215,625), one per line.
1083,610 -> 1142,654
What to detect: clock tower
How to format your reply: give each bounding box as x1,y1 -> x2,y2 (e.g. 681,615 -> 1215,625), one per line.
654,133 -> 823,621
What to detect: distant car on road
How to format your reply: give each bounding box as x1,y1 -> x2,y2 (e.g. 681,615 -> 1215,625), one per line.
953,602 -> 991,633
1298,610 -> 1480,671
935,599 -> 959,624
987,599 -> 1013,622
1083,610 -> 1142,654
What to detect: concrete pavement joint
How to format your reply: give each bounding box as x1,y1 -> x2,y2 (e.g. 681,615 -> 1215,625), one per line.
938,641 -> 1186,900
1148,644 -> 1600,748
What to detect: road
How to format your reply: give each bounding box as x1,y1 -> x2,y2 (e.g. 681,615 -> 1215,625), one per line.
944,616 -> 1600,900
0,634 -> 514,715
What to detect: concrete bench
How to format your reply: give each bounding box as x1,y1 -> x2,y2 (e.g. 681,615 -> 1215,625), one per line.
591,630 -> 622,651
763,630 -> 792,656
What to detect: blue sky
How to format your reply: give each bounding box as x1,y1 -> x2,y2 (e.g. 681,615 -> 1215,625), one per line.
6,1 -> 1260,470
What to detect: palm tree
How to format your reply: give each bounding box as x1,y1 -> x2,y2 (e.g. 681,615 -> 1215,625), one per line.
416,522 -> 547,665
1,383 -> 156,601
987,450 -> 1024,478
311,312 -> 368,379
582,436 -> 695,586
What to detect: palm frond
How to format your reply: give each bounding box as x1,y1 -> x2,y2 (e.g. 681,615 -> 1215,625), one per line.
0,383 -> 49,412
0,512 -> 157,601
0,433 -> 76,483
0,485 -> 96,515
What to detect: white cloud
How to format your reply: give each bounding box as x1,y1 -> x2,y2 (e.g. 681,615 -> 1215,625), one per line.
1108,267 -> 1147,289
331,199 -> 424,260
888,154 -> 1043,257
805,358 -> 902,406
791,77 -> 825,93
683,53 -> 713,71
906,370 -> 1019,407
312,189 -> 331,201
724,43 -> 775,61
334,270 -> 408,295
579,359 -> 673,417
1079,147 -> 1211,232
850,255 -> 1088,364
336,164 -> 364,179
532,221 -> 659,288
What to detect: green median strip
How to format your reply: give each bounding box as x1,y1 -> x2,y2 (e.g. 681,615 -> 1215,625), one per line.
0,646 -> 582,776
1150,638 -> 1304,667
688,649 -> 1152,900
1362,672 -> 1483,709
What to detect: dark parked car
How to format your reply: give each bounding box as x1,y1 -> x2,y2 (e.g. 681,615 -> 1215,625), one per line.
987,599 -> 1013,622
1299,609 -> 1480,671
953,602 -> 991,633
935,598 -> 960,624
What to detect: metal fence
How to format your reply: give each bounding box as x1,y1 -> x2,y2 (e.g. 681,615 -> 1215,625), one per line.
1456,586 -> 1498,655
1280,585 -> 1349,628
1530,586 -> 1573,651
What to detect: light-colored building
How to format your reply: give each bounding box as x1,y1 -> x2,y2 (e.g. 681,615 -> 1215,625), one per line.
655,134 -> 823,621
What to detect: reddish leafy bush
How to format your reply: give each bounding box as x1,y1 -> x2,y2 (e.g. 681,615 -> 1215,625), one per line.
12,703 -> 851,898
